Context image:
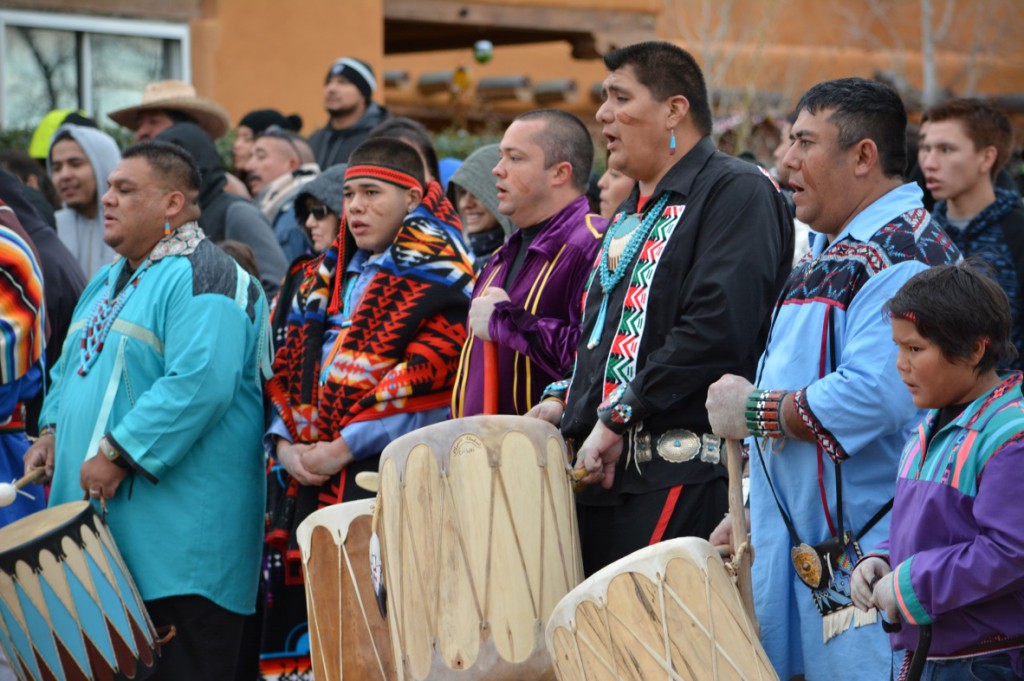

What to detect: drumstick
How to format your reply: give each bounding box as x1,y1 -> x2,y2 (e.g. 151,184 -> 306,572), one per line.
571,465 -> 588,493
0,467 -> 47,507
355,471 -> 380,493
726,438 -> 759,636
483,341 -> 499,415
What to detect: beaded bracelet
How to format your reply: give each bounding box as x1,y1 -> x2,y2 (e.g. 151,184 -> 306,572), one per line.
745,389 -> 789,439
540,379 -> 571,404
38,425 -> 56,438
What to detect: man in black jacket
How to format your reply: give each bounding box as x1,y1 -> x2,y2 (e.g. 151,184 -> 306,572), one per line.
530,41 -> 793,575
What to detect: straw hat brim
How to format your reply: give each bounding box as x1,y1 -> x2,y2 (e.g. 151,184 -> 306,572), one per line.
108,97 -> 231,140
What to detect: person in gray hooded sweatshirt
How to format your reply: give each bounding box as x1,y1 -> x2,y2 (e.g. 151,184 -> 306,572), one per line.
448,144 -> 513,272
47,124 -> 121,278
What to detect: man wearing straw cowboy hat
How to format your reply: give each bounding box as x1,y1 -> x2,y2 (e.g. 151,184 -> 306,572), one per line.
108,79 -> 231,143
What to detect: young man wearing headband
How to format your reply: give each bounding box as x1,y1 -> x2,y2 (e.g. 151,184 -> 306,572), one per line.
261,137 -> 473,677
308,57 -> 390,169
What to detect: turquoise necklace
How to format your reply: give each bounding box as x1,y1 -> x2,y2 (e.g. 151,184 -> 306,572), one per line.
587,193 -> 670,349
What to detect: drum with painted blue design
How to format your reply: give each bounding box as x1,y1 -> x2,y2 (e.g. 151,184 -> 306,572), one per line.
0,501 -> 160,680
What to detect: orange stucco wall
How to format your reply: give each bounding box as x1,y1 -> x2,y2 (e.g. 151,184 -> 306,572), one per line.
190,0 -> 384,135
12,0 -> 1020,132
183,0 -> 1021,132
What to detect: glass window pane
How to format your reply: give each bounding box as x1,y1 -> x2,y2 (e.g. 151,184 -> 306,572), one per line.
89,33 -> 173,126
4,25 -> 79,129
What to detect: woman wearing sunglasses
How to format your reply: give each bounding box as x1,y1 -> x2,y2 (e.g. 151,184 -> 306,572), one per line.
268,164 -> 351,352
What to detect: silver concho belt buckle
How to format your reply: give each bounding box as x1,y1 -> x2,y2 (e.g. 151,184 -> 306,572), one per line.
632,429 -> 653,464
700,434 -> 722,464
655,429 -> 701,463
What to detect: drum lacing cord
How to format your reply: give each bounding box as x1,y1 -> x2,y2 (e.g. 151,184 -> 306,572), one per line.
156,625 -> 177,647
723,541 -> 754,579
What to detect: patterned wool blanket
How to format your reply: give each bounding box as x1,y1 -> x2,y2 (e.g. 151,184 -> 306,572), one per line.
264,181 -> 474,555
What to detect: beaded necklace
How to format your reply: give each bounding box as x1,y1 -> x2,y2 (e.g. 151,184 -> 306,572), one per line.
78,261 -> 150,375
586,193 -> 670,349
76,222 -> 204,376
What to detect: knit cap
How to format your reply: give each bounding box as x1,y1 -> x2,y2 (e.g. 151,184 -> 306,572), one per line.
238,109 -> 302,135
326,58 -> 377,102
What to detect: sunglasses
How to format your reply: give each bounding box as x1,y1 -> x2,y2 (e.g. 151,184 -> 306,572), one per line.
308,204 -> 332,220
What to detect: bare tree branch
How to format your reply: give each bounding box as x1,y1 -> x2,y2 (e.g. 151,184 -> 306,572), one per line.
16,27 -> 60,110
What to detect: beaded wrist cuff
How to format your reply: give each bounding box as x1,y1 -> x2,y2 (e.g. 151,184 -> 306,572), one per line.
745,389 -> 788,439
541,379 -> 571,404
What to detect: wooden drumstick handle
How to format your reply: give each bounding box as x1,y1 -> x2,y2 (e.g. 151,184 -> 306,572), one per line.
726,438 -> 758,636
570,466 -> 589,494
483,341 -> 499,415
16,467 -> 47,489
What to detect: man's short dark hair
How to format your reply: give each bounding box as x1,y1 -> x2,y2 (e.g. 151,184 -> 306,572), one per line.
923,98 -> 1014,180
603,41 -> 713,138
368,117 -> 441,183
165,109 -> 197,126
347,138 -> 426,189
256,127 -> 314,164
796,78 -> 908,178
885,261 -> 1016,374
122,140 -> 201,205
513,109 -> 595,193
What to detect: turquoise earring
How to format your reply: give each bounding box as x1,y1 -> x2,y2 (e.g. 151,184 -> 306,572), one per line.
164,221 -> 171,237
669,130 -> 677,156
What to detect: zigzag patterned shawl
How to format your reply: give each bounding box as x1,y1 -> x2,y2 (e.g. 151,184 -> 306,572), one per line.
265,181 -> 475,444
0,219 -> 44,385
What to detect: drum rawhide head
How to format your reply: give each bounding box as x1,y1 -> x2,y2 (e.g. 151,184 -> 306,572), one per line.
296,498 -> 396,681
0,502 -> 160,680
545,537 -> 778,681
377,415 -> 584,681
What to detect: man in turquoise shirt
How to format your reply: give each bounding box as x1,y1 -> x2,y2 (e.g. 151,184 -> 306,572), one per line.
26,141 -> 270,681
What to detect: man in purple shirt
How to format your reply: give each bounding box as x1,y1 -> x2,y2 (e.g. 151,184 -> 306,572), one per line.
451,109 -> 606,417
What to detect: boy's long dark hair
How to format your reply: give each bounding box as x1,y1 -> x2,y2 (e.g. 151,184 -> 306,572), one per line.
885,261 -> 1016,373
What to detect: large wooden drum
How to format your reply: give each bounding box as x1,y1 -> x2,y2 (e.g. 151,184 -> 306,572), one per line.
377,415 -> 584,681
0,501 -> 160,681
545,538 -> 777,681
296,498 -> 396,681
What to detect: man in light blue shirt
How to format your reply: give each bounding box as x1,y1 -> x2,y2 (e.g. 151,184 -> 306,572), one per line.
706,78 -> 960,680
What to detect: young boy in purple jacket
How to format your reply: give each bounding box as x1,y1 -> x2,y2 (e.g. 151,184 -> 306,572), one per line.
852,262 -> 1024,680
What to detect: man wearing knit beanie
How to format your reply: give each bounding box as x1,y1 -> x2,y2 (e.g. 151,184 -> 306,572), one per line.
308,57 -> 389,170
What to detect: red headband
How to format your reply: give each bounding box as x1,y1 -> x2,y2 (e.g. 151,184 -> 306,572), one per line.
891,310 -> 917,323
344,164 -> 422,192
